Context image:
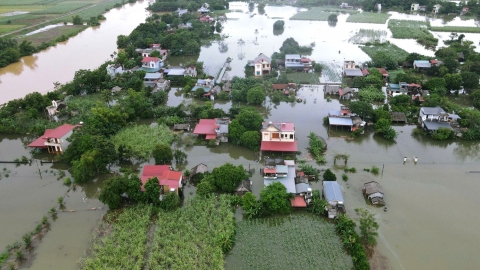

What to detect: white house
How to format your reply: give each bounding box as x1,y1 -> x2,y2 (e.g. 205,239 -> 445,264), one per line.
28,124 -> 79,154
252,53 -> 271,77
260,121 -> 298,152
141,57 -> 162,69
411,3 -> 419,11
106,64 -> 124,77
433,4 -> 441,14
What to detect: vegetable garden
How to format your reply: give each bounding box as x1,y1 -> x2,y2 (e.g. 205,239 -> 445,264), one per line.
290,6 -> 357,21
147,196 -> 235,269
81,205 -> 153,269
226,214 -> 351,270
319,61 -> 342,83
360,43 -> 409,64
388,20 -> 432,39
346,12 -> 391,24
286,71 -> 320,84
348,29 -> 387,44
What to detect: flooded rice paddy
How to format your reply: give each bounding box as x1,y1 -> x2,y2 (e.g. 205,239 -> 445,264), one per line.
1,2 -> 480,269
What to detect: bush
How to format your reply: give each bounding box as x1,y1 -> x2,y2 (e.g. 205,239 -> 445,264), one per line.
342,173 -> 348,181
371,166 -> 379,175
63,177 -> 72,186
323,169 -> 336,181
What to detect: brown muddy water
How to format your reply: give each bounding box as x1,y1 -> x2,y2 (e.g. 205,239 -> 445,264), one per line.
1,2 -> 480,270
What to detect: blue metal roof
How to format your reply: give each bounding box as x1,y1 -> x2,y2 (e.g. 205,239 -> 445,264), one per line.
329,117 -> 353,126
323,181 -> 344,203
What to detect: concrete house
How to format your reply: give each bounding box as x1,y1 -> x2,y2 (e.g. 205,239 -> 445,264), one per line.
418,106 -> 460,132
140,165 -> 183,195
28,124 -> 79,154
413,60 -> 431,70
141,57 -> 162,70
251,53 -> 271,77
411,3 -> 419,11
260,121 -> 298,152
193,118 -> 230,142
433,4 -> 441,14
285,54 -> 312,71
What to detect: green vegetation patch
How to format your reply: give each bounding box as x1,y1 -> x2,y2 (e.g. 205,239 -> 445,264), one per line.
286,71 -> 319,84
349,29 -> 387,44
388,19 -> 433,39
387,69 -> 406,83
290,6 -> 357,21
360,43 -> 409,64
346,12 -> 390,24
227,214 -> 350,269
52,0 -> 125,22
31,2 -> 90,14
24,25 -> 87,46
112,124 -> 174,161
148,196 -> 235,269
430,26 -> 480,33
0,5 -> 44,13
0,24 -> 25,34
81,205 -> 152,269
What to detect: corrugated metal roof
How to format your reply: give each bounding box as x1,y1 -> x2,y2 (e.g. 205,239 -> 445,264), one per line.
323,181 -> 344,203
295,183 -> 311,194
344,69 -> 363,77
329,117 -> 353,126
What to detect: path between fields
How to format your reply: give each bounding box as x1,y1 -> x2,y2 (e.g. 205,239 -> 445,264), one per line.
0,0 -> 118,38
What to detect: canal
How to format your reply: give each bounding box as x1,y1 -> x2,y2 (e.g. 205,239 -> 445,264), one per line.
0,2 -> 480,270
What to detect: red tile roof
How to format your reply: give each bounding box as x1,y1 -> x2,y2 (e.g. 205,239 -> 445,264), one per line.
193,119 -> 217,135
206,134 -> 216,139
261,141 -> 298,152
377,68 -> 389,76
160,170 -> 182,190
28,124 -> 77,148
362,69 -> 370,76
291,195 -> 307,207
301,58 -> 311,63
141,57 -> 160,63
141,165 -> 170,191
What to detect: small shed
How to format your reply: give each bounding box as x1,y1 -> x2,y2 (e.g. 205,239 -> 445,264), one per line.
362,181 -> 385,205
390,112 -> 407,123
290,195 -> 307,208
235,180 -> 252,196
111,86 -> 122,94
323,181 -> 345,219
189,163 -> 208,180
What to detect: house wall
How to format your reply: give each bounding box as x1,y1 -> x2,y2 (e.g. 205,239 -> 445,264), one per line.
262,131 -> 295,142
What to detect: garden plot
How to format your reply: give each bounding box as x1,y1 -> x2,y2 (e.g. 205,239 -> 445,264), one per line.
290,6 -> 357,21
346,12 -> 391,24
430,26 -> 480,33
226,214 -> 351,270
349,29 -> 388,44
388,19 -> 433,39
360,43 -> 409,64
319,61 -> 342,83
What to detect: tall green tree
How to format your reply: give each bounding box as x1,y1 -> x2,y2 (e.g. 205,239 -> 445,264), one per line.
355,208 -> 379,247
152,144 -> 173,164
247,86 -> 266,105
211,163 -> 246,193
259,182 -> 292,215
236,107 -> 263,131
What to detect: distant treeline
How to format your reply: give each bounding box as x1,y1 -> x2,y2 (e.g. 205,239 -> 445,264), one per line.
147,0 -> 229,12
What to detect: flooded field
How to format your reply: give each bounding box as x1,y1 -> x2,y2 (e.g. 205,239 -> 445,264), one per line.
1,2 -> 480,270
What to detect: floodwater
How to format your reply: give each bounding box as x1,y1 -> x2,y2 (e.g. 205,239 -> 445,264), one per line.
1,2 -> 480,270
0,0 -> 152,104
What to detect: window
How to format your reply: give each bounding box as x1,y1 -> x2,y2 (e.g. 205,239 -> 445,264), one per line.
256,71 -> 260,75
290,134 -> 294,139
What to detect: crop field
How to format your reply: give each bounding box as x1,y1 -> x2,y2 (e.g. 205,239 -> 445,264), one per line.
147,196 -> 235,269
348,29 -> 387,44
0,25 -> 25,34
55,0 -> 125,22
286,71 -> 320,84
81,205 -> 153,269
24,25 -> 87,46
387,69 -> 405,83
319,61 -> 342,83
360,43 -> 409,63
0,6 -> 44,13
112,124 -> 175,161
226,214 -> 351,270
290,6 -> 358,21
388,19 -> 434,39
30,2 -> 90,14
430,26 -> 480,33
346,12 -> 391,24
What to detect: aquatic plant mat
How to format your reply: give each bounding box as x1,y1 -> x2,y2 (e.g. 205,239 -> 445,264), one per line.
360,43 -> 409,64
226,214 -> 351,269
349,29 -> 388,44
81,196 -> 235,269
346,12 -> 391,24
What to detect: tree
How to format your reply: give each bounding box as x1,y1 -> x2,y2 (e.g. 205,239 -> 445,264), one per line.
374,118 -> 391,134
161,13 -> 174,24
72,15 -> 83,25
72,150 -> 100,183
355,208 -> 379,247
211,163 -> 246,193
307,190 -> 327,216
241,192 -> 256,212
215,22 -> 223,33
349,101 -> 374,120
152,144 -> 173,164
159,192 -> 181,211
173,149 -> 187,163
247,86 -> 265,105
18,40 -> 36,56
431,127 -> 454,140
461,71 -> 479,89
236,107 -> 263,131
273,20 -> 285,30
443,57 -> 459,73
196,180 -> 216,197
99,176 -> 127,209
323,169 -> 336,181
423,77 -> 447,96
228,119 -> 246,144
371,52 -> 397,70
239,131 -> 260,151
259,182 -> 292,215
328,14 -> 338,24
144,177 -> 160,205
444,73 -> 462,90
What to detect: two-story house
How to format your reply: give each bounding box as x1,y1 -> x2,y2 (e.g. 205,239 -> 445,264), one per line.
141,57 -> 162,70
28,124 -> 79,154
419,106 -> 460,133
252,53 -> 271,77
260,121 -> 298,152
